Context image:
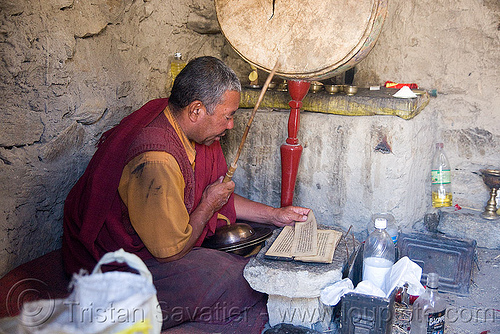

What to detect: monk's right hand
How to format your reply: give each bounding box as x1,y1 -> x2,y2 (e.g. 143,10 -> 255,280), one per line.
201,176 -> 235,213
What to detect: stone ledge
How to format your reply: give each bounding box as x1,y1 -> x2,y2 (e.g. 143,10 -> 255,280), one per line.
243,226 -> 351,298
412,208 -> 500,249
240,87 -> 430,120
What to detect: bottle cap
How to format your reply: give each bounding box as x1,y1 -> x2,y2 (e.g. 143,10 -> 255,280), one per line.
426,272 -> 439,289
374,218 -> 387,229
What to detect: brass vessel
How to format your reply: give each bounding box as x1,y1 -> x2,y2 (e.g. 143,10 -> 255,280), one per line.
480,169 -> 500,220
345,85 -> 358,96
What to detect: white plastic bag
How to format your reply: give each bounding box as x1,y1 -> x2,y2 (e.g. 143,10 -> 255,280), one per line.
320,257 -> 425,306
387,256 -> 425,296
15,249 -> 162,334
320,278 -> 354,306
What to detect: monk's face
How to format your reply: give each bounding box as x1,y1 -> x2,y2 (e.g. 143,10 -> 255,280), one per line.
196,90 -> 240,146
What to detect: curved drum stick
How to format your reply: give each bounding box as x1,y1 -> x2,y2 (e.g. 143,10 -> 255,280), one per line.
223,60 -> 280,183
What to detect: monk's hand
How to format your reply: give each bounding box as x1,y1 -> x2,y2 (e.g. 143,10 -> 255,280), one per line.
201,176 -> 235,214
269,206 -> 310,227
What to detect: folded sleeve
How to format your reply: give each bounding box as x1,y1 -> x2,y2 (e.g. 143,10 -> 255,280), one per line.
118,151 -> 192,258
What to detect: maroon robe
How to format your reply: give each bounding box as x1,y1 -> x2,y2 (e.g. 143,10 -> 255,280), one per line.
62,98 -> 235,274
61,98 -> 267,332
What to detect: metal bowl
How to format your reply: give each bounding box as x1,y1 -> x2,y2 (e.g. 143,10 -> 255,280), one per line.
309,82 -> 323,93
209,223 -> 255,248
201,223 -> 273,255
345,85 -> 358,96
481,169 -> 500,188
324,84 -> 341,94
276,80 -> 288,92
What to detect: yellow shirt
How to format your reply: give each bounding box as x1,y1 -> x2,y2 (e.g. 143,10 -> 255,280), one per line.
118,107 -> 196,258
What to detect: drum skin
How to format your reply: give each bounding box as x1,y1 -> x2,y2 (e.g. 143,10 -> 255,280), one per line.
215,0 -> 388,80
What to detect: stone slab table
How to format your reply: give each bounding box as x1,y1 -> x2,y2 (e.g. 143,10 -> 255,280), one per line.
243,226 -> 354,330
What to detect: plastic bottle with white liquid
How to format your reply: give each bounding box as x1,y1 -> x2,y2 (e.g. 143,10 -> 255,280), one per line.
362,218 -> 396,293
367,213 -> 400,245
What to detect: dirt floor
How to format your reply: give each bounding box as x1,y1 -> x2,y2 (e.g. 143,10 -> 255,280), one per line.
441,247 -> 499,334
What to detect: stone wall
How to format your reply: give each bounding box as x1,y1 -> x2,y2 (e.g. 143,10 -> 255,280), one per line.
0,0 -> 499,277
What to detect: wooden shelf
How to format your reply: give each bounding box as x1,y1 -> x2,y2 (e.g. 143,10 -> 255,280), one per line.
240,87 -> 430,120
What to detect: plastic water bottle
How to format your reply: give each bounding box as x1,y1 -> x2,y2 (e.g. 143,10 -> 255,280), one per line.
367,213 -> 401,245
410,273 -> 446,334
431,143 -> 452,207
362,218 -> 396,293
170,52 -> 186,87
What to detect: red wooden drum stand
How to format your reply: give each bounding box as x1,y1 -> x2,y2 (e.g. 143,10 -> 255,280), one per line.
280,80 -> 310,207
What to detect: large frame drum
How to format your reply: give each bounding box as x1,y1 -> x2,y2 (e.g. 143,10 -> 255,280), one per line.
215,0 -> 388,80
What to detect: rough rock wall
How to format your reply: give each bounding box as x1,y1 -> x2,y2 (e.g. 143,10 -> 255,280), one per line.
0,0 -> 248,277
0,0 -> 499,277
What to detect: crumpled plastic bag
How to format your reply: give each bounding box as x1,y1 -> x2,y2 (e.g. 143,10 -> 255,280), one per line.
387,256 -> 425,296
320,279 -> 386,306
320,256 -> 425,306
354,280 -> 386,298
320,278 -> 354,306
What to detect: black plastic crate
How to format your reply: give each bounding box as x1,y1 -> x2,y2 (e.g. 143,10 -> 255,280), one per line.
340,244 -> 396,334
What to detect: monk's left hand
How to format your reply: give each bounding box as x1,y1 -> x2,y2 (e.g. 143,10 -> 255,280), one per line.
270,206 -> 310,227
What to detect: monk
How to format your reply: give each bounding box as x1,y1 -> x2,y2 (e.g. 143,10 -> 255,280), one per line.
62,56 -> 310,331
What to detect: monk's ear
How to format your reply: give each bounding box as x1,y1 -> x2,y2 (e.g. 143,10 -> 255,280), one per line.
187,100 -> 206,122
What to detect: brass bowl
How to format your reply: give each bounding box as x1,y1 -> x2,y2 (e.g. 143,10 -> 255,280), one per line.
201,223 -> 273,256
276,80 -> 288,92
309,82 -> 323,93
480,169 -> 500,220
324,85 -> 341,94
481,169 -> 500,189
267,82 -> 277,90
345,85 -> 358,96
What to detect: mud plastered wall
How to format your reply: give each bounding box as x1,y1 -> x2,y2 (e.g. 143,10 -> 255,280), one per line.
1,0 -> 499,277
